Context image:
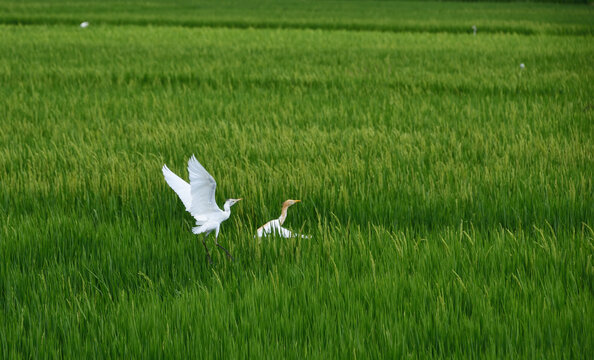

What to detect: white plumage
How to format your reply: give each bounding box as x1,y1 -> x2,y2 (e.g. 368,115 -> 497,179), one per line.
256,219 -> 310,238
257,199 -> 310,238
162,155 -> 241,262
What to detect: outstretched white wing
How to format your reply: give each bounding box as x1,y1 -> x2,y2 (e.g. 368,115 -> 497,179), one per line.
188,155 -> 221,218
162,164 -> 192,211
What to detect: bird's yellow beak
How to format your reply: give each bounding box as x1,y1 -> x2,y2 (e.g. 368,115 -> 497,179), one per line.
237,198 -> 242,201
295,200 -> 301,203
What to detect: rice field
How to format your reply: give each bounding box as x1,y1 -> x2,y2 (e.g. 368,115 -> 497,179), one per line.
0,1 -> 593,358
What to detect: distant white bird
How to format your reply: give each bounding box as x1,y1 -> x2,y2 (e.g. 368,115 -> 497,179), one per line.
520,63 -> 525,69
472,25 -> 477,35
80,22 -> 89,28
162,155 -> 241,263
257,199 -> 310,238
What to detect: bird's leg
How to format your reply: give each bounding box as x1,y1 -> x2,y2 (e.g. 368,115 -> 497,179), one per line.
216,243 -> 234,261
201,236 -> 213,264
214,227 -> 234,261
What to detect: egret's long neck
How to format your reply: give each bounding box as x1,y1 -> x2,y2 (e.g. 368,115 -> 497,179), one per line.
223,202 -> 232,213
278,204 -> 290,225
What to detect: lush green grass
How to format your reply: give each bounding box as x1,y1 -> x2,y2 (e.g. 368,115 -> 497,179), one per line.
1,1 -> 593,358
1,0 -> 593,34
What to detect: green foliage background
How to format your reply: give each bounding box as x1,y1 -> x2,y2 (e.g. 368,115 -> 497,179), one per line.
1,1 -> 593,34
0,1 -> 593,358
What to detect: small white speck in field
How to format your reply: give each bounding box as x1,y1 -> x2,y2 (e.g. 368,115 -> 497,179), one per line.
80,22 -> 89,28
520,63 -> 525,69
472,25 -> 477,35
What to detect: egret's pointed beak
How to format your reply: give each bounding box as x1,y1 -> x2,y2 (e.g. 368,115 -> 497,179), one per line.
237,198 -> 242,201
295,200 -> 301,203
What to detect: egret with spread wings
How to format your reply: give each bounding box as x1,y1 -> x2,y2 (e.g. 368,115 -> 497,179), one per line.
257,199 -> 310,238
162,155 -> 241,263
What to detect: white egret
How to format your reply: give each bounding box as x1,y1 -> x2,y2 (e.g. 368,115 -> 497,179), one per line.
257,199 -> 310,238
472,25 -> 477,35
80,21 -> 89,28
162,155 -> 241,263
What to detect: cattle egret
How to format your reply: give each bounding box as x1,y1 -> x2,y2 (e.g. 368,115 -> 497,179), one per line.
472,25 -> 477,35
257,199 -> 310,238
162,155 -> 241,263
80,22 -> 89,28
520,63 -> 525,69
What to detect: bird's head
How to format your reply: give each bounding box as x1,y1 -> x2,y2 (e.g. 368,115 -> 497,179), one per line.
283,199 -> 301,208
225,198 -> 242,208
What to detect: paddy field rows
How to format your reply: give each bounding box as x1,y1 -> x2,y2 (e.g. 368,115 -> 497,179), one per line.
0,1 -> 593,358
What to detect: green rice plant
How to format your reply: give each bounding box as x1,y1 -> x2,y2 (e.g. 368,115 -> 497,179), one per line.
0,0 -> 593,35
0,3 -> 592,358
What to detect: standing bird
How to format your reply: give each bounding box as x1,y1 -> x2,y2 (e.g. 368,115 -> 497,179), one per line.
256,199 -> 310,238
162,155 -> 241,263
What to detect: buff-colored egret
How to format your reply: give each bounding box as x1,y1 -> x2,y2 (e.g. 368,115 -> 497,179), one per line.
162,155 -> 241,263
257,199 -> 310,238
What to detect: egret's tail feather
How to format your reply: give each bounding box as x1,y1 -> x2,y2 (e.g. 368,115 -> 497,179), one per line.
192,226 -> 206,235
